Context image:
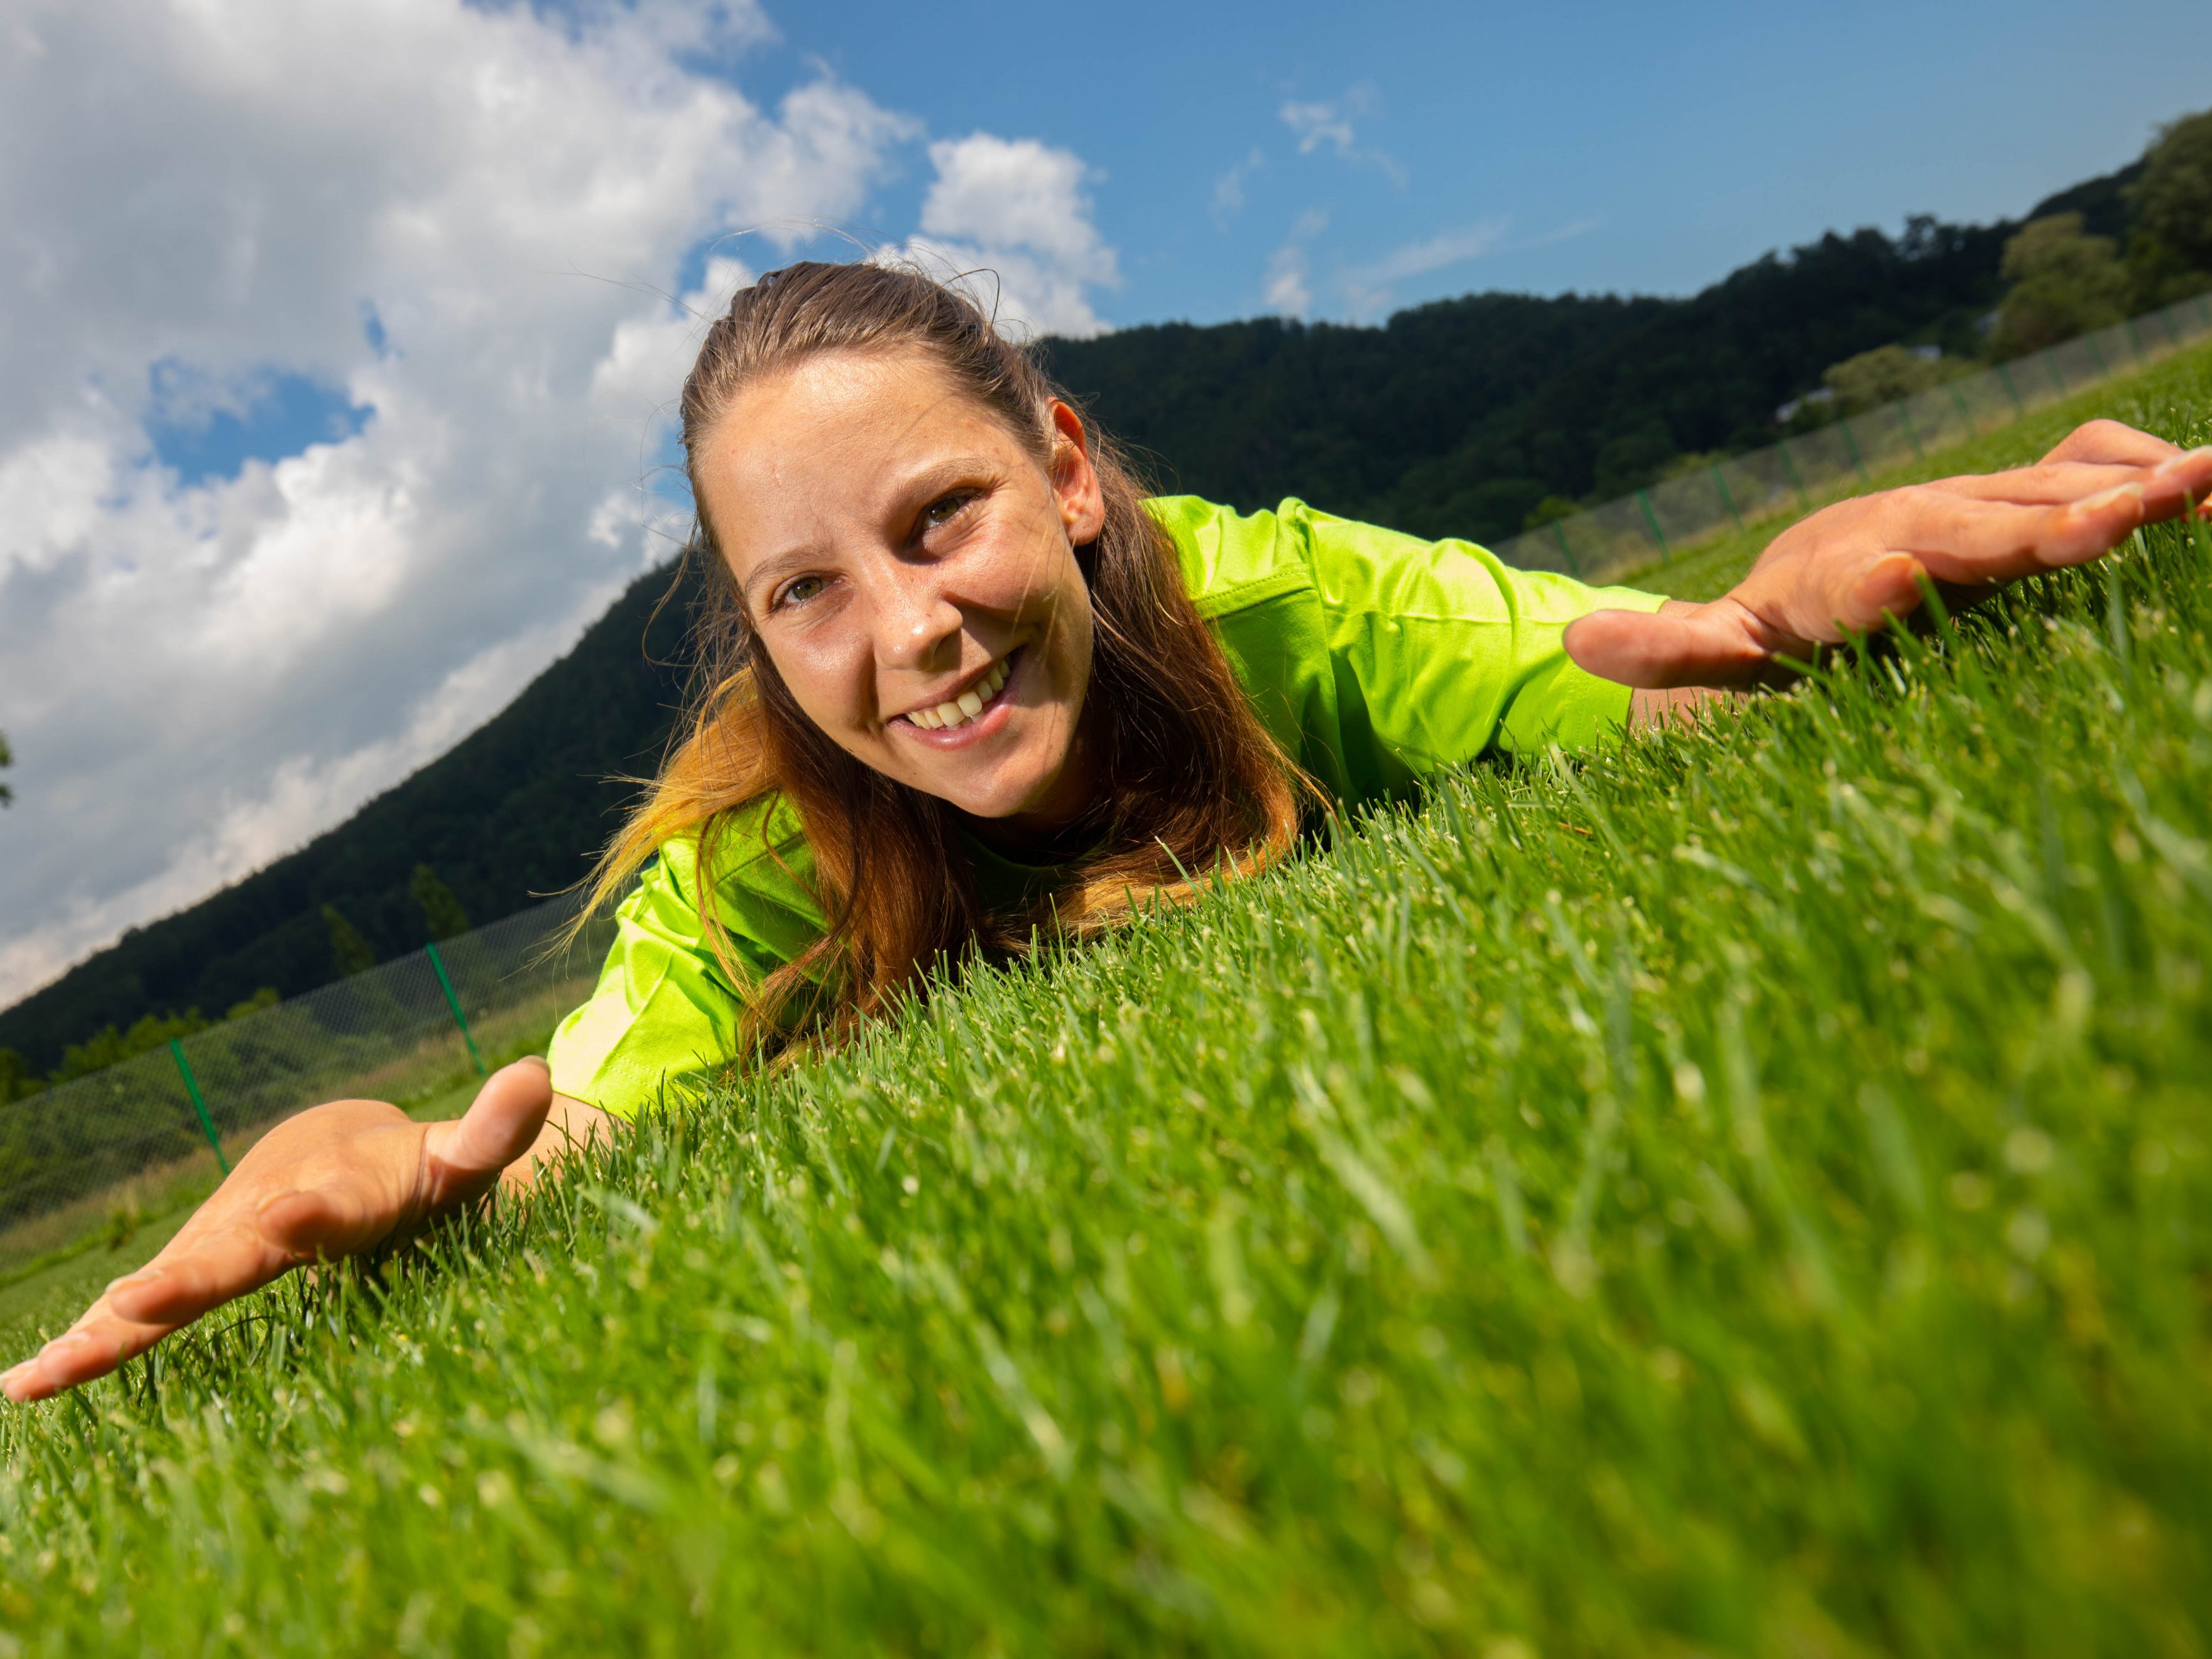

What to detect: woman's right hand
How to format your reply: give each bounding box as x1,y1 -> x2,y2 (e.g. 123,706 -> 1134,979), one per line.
1,1056 -> 590,1404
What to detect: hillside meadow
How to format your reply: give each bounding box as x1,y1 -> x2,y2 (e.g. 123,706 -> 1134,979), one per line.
2,353 -> 2211,1655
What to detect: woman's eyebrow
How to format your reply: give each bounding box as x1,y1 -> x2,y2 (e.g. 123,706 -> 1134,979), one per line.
737,547 -> 819,604
893,455 -> 1001,503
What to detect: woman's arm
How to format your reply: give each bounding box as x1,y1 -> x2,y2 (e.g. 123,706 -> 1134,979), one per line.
1,1060 -> 619,1404
1569,420 -> 2212,692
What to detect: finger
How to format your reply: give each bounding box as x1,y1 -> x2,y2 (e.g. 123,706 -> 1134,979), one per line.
1933,447 -> 2212,510
1888,487 -> 2152,588
1563,601 -> 1782,690
102,1200 -> 334,1327
2039,418 -> 2181,469
1833,552 -> 1928,636
1936,461 -> 2150,506
0,1216 -> 276,1399
2,1310 -> 170,1401
420,1057 -> 556,1208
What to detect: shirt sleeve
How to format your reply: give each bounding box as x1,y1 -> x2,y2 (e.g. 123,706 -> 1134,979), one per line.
1289,499 -> 1666,768
545,810 -> 825,1120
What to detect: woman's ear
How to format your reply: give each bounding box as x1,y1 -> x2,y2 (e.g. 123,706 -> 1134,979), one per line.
1047,400 -> 1107,544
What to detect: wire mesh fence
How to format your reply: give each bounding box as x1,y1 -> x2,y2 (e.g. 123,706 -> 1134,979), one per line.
0,896 -> 613,1278
1491,292 -> 2212,584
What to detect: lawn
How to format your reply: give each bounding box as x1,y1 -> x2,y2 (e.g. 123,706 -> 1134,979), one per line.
3,352 -> 2210,1656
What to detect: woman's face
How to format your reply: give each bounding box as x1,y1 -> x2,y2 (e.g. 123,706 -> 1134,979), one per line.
694,347 -> 1104,834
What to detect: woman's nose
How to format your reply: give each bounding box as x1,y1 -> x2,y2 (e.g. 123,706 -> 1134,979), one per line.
872,568 -> 963,672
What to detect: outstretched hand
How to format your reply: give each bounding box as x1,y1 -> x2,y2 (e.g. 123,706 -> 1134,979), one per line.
1565,420 -> 2212,691
1,1057 -> 578,1404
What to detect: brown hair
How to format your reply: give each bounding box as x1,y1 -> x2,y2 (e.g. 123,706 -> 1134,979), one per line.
580,260 -> 1306,1048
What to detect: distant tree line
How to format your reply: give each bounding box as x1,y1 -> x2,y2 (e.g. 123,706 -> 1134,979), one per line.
4,114 -> 2208,1079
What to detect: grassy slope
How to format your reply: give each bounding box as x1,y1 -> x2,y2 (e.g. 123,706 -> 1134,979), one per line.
3,361 -> 2211,1655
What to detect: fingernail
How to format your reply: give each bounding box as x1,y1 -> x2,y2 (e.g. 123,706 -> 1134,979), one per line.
2075,482 -> 2145,513
2155,444 -> 2212,471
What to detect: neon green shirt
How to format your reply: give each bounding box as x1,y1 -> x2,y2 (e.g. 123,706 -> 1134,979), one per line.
547,496 -> 1664,1116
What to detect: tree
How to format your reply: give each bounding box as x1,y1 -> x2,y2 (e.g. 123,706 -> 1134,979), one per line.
410,864 -> 472,942
48,1009 -> 209,1085
2127,108 -> 2212,300
1821,344 -> 1967,415
1522,494 -> 1579,532
322,905 -> 376,978
0,728 -> 13,807
0,1048 -> 36,1104
1988,214 -> 2130,359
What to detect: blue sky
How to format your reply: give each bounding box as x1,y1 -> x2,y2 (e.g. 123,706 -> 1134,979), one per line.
179,0 -> 2210,481
749,0 -> 2205,325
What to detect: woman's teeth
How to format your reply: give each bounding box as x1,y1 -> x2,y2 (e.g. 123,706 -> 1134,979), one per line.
908,655 -> 1011,731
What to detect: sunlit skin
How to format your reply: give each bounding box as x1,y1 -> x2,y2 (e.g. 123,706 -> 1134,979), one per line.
699,348 -> 1107,844
8,353 -> 2211,1404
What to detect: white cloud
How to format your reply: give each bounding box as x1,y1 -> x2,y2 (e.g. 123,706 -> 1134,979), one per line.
1212,147 -> 1266,229
1262,209 -> 1329,319
1343,219 -> 1510,318
1522,217 -> 1604,252
886,133 -> 1121,339
1280,99 -> 1356,158
0,1 -> 922,1003
1278,85 -> 1405,188
1264,249 -> 1313,319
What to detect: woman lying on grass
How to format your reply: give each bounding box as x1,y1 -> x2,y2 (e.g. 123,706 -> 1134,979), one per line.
9,262 -> 2212,1406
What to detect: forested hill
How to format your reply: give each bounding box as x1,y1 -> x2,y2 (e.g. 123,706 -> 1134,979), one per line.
1040,163 -> 2140,545
0,563 -> 704,1073
0,157 -> 2147,1070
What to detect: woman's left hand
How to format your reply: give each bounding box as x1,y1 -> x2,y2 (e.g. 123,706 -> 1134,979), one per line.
1563,420 -> 2212,690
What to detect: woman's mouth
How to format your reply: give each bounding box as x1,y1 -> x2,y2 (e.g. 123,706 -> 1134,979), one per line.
901,648 -> 1019,732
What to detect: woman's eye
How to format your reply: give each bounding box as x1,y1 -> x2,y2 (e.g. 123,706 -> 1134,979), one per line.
923,491 -> 975,531
773,574 -> 827,610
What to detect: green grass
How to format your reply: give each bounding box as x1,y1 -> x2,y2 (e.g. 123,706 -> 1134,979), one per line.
4,361 -> 2212,1656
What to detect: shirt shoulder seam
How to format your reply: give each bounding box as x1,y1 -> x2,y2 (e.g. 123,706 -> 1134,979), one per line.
1191,563 -> 1313,619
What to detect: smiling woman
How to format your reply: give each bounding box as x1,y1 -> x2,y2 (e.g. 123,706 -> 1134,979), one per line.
580,264 -> 1306,1059
9,259 -> 2212,1406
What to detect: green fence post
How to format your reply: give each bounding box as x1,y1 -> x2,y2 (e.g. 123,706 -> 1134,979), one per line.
2083,333 -> 2110,380
1838,416 -> 1871,484
426,942 -> 486,1077
1635,489 -> 1672,563
1549,519 -> 1581,579
2042,351 -> 2067,398
2123,318 -> 2147,364
1996,362 -> 2027,417
1710,462 -> 1746,533
1949,379 -> 1978,434
168,1039 -> 231,1176
1897,400 -> 1925,461
1777,436 -> 1810,510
